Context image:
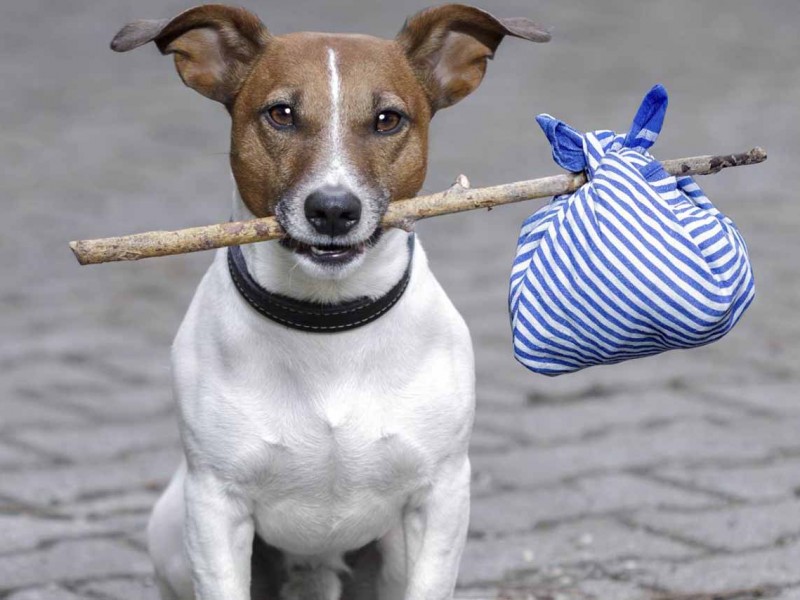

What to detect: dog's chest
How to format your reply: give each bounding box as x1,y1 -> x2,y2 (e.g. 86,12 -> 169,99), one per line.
181,334 -> 443,552
174,254 -> 475,554
236,385 -> 430,553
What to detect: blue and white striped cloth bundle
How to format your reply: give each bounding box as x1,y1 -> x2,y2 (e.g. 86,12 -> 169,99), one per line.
509,85 -> 755,376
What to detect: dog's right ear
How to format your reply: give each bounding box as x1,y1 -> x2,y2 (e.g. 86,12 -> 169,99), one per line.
397,4 -> 550,112
111,4 -> 267,106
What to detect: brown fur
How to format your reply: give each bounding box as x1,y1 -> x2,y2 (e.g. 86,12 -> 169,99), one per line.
396,4 -> 550,110
231,33 -> 430,216
111,4 -> 549,217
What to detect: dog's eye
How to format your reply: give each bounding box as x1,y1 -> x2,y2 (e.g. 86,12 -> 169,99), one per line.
375,110 -> 403,134
265,104 -> 294,129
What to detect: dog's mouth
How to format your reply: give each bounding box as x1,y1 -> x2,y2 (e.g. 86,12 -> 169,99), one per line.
280,229 -> 383,265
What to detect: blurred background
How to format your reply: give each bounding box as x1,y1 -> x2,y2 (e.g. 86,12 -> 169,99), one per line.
2,1 -> 799,598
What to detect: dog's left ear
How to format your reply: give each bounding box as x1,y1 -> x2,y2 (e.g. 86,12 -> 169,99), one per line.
397,4 -> 550,112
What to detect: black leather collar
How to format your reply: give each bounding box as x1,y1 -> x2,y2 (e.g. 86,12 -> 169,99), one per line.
227,234 -> 414,333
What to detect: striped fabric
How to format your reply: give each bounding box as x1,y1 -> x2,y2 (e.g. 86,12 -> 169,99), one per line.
509,85 -> 755,376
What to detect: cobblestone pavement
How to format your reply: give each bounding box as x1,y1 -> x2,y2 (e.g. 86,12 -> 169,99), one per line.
2,1 -> 799,598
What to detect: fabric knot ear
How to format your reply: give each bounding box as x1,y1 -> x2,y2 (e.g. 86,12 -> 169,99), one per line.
623,84 -> 668,152
536,114 -> 586,173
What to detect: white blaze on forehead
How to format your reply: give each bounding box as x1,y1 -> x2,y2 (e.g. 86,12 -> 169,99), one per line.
325,47 -> 347,186
328,48 -> 341,142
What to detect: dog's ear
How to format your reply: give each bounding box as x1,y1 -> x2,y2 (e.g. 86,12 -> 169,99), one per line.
111,4 -> 267,105
396,4 -> 550,112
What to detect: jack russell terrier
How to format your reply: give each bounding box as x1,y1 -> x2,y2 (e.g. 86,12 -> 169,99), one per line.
110,4 -> 549,599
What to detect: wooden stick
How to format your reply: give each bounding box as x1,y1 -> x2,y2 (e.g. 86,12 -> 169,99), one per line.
69,147 -> 767,265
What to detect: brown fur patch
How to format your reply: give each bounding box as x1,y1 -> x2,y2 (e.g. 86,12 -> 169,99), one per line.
231,33 -> 431,217
112,4 -> 549,218
111,5 -> 267,104
397,4 -> 550,110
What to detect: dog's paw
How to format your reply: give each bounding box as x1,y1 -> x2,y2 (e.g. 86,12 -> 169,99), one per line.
280,564 -> 342,600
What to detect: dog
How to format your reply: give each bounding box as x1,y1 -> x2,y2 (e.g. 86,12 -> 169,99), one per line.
110,4 -> 549,599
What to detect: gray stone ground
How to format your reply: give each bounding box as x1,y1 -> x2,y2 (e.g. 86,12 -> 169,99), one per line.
1,0 -> 799,598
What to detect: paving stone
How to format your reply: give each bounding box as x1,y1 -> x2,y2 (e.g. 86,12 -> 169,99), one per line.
615,540 -> 800,595
478,351 -> 766,409
470,473 -> 720,536
475,383 -> 528,409
1,378 -> 172,424
0,539 -> 151,591
474,390 -> 744,445
5,585 -> 85,600
774,587 -> 800,600
2,331 -> 168,382
80,577 -> 160,600
571,579 -> 650,600
459,518 -> 697,586
12,419 -> 179,462
121,519 -> 150,550
4,360 -> 117,402
0,513 -> 147,554
498,576 -> 652,600
454,587 -> 498,600
1,351 -> 175,420
33,384 -> 176,421
0,448 -> 179,507
469,428 -> 517,454
630,500 -> 800,552
472,418 -> 800,490
495,564 -> 604,599
0,440 -> 47,469
698,381 -> 800,417
63,347 -> 174,389
0,398 -> 87,431
54,490 -> 160,519
655,456 -> 800,502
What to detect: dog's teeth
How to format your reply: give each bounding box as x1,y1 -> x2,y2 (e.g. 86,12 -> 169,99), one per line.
306,244 -> 361,262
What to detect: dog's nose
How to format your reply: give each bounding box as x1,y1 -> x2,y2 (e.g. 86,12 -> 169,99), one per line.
304,186 -> 362,237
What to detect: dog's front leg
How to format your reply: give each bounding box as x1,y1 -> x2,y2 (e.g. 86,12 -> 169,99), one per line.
403,457 -> 471,600
184,470 -> 254,600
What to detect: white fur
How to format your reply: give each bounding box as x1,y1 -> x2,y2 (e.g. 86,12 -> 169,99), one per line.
324,48 -> 346,188
148,191 -> 476,600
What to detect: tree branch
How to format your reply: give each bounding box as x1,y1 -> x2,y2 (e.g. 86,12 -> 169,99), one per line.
69,147 -> 766,265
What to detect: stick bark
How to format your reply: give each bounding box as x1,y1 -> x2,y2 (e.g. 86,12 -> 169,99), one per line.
70,147 -> 766,265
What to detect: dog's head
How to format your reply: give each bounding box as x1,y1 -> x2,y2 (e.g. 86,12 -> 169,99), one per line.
112,4 -> 549,277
